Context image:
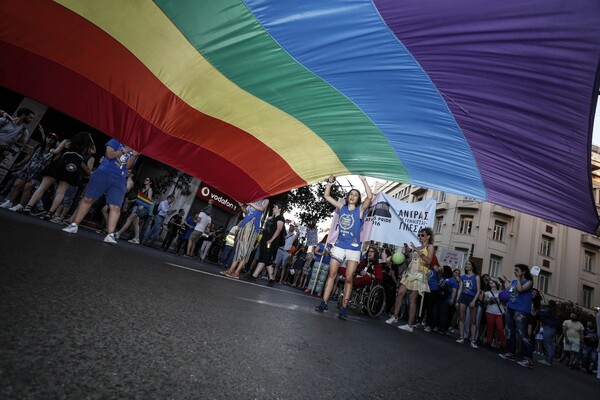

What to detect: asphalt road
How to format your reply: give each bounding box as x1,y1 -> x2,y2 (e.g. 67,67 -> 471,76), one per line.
0,211 -> 598,400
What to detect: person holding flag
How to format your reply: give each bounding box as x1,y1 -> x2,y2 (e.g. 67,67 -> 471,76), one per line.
114,177 -> 154,244
315,175 -> 373,320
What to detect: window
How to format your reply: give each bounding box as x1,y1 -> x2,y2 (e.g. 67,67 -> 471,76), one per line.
584,251 -> 594,273
540,236 -> 553,257
489,255 -> 502,277
583,286 -> 594,309
455,247 -> 469,267
539,271 -> 550,294
435,216 -> 443,234
459,215 -> 473,235
437,191 -> 447,202
493,221 -> 506,242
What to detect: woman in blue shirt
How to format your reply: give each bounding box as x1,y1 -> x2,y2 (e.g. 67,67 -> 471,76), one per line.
315,175 -> 373,320
499,264 -> 534,368
456,261 -> 481,348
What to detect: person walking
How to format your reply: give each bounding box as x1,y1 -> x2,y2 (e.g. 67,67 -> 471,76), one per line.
115,177 -> 153,244
63,138 -> 139,244
314,175 -> 373,321
222,199 -> 269,277
385,228 -> 434,331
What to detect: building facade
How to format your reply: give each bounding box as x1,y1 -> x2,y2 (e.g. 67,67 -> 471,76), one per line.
377,147 -> 600,311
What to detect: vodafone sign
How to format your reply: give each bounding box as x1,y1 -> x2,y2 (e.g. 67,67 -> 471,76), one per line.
196,183 -> 239,214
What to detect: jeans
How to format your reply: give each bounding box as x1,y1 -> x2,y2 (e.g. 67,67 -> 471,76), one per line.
542,325 -> 556,364
505,308 -> 533,359
485,313 -> 506,349
220,245 -> 234,266
582,345 -> 598,371
143,214 -> 165,245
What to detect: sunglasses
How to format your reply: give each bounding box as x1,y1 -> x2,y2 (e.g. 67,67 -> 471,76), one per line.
419,233 -> 427,237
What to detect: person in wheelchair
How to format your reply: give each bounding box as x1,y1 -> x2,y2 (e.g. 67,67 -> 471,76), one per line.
354,246 -> 384,288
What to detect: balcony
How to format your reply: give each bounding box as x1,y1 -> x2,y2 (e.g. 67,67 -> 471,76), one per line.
581,233 -> 600,248
436,201 -> 449,211
457,199 -> 481,210
492,205 -> 516,218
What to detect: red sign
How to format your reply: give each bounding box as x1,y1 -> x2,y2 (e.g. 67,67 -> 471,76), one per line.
196,183 -> 239,214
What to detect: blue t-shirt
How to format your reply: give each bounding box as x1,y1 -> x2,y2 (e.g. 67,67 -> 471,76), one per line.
507,279 -> 532,313
445,277 -> 459,304
96,139 -> 133,179
536,307 -> 557,329
460,274 -> 478,296
335,205 -> 363,250
428,269 -> 439,291
315,243 -> 331,265
181,215 -> 195,240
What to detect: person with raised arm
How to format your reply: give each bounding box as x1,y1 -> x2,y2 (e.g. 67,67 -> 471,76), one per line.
314,175 -> 372,320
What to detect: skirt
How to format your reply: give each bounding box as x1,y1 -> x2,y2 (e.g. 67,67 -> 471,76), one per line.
307,261 -> 329,294
400,272 -> 430,294
232,219 -> 259,262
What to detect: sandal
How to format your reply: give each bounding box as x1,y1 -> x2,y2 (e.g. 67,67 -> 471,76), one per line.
40,211 -> 53,221
17,205 -> 32,215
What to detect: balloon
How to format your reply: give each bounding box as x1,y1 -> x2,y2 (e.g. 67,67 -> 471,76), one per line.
392,252 -> 405,265
3,1 -> 599,233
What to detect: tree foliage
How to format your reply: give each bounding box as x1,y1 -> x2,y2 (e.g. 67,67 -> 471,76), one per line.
155,168 -> 193,196
270,181 -> 347,229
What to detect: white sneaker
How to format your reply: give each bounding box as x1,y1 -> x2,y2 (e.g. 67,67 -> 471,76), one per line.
62,223 -> 78,234
104,233 -> 117,245
470,341 -> 479,349
424,326 -> 432,333
0,200 -> 12,208
128,238 -> 140,244
398,325 -> 414,332
9,204 -> 23,212
385,316 -> 398,325
456,338 -> 465,344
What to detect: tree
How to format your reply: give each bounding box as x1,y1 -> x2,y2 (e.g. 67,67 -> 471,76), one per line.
154,168 -> 193,196
270,181 -> 347,229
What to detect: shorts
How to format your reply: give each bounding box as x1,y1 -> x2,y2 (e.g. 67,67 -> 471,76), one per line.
274,248 -> 292,266
84,170 -> 126,206
61,185 -> 78,208
563,339 -> 581,352
458,293 -> 476,306
330,246 -> 361,263
189,230 -> 202,242
258,240 -> 278,265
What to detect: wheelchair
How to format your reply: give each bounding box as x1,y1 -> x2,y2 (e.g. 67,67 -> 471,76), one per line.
336,276 -> 386,318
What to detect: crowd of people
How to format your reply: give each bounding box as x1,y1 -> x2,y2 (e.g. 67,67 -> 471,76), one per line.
2,118 -> 599,377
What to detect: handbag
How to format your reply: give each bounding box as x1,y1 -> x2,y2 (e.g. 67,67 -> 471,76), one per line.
488,290 -> 505,321
136,205 -> 149,218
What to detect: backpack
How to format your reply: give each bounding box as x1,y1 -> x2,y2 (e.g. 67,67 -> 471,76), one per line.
57,151 -> 83,173
438,277 -> 450,299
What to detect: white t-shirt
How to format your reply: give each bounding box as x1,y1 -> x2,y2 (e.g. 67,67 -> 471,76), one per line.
563,319 -> 584,341
194,212 -> 211,233
484,291 -> 503,315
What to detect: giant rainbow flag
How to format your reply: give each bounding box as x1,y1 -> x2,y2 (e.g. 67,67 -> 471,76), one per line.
1,1 -> 599,233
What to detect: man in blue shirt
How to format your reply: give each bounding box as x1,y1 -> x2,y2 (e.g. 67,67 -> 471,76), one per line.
142,195 -> 176,247
63,138 -> 138,245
